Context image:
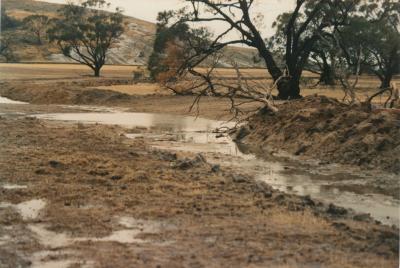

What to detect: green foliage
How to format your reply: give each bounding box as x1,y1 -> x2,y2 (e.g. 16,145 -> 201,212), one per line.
22,15 -> 50,44
148,11 -> 191,79
327,0 -> 400,87
0,33 -> 17,62
47,0 -> 124,76
271,0 -> 399,89
1,7 -> 21,31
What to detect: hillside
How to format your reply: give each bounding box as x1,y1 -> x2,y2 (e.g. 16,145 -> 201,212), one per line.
1,0 -> 264,67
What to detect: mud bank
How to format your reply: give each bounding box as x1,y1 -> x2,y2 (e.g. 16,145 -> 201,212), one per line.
234,96 -> 400,174
0,79 -> 136,106
0,79 -> 244,120
0,115 -> 398,267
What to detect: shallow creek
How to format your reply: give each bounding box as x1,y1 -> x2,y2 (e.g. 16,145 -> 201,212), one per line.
32,110 -> 400,227
0,97 -> 399,226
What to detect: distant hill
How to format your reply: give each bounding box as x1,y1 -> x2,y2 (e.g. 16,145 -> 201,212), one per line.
1,0 -> 264,67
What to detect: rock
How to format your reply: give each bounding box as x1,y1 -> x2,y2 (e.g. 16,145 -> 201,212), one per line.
120,185 -> 128,190
327,203 -> 347,216
49,160 -> 63,168
194,153 -> 207,164
156,151 -> 177,161
253,182 -> 273,198
110,175 -> 123,181
301,195 -> 315,207
331,222 -> 350,231
135,171 -> 148,181
353,213 -> 372,222
274,194 -> 285,203
173,154 -> 207,170
231,174 -> 249,183
174,159 -> 193,170
211,164 -> 220,173
89,169 -> 109,176
128,151 -> 139,157
233,126 -> 250,141
35,168 -> 48,175
375,137 -> 392,151
295,145 -> 308,156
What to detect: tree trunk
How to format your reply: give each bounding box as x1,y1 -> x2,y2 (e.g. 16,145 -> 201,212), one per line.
380,73 -> 392,89
37,32 -> 42,45
319,59 -> 336,85
277,75 -> 301,100
94,66 -> 101,77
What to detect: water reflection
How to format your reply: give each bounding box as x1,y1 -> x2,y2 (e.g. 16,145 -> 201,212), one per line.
33,111 -> 399,226
0,96 -> 27,104
34,112 -> 233,132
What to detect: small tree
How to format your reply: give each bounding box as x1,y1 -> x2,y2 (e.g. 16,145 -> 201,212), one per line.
23,15 -> 50,45
0,34 -> 17,62
1,7 -> 21,31
360,0 -> 400,88
47,0 -> 124,77
148,11 -> 191,80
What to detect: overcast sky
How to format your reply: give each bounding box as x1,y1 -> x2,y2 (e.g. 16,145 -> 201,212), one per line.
37,0 -> 294,38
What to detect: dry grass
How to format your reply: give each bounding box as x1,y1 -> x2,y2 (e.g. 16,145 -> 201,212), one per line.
95,83 -> 171,96
0,63 -> 141,80
0,63 -> 398,106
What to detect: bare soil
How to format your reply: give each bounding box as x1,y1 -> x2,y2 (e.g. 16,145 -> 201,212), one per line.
1,66 -> 400,266
0,115 -> 398,267
234,96 -> 400,175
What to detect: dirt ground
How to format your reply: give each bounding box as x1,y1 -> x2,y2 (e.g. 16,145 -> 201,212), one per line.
0,65 -> 399,267
234,96 -> 400,174
0,114 -> 398,268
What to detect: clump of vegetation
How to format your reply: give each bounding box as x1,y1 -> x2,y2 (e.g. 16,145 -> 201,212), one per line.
154,0 -> 399,104
47,0 -> 124,77
0,7 -> 21,62
0,34 -> 17,62
148,11 -> 211,83
22,15 -> 50,45
1,6 -> 21,31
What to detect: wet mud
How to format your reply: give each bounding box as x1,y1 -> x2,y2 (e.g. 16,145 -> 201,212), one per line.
0,108 -> 399,267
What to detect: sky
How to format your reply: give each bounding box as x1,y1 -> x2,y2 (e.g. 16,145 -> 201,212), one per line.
37,0 -> 294,38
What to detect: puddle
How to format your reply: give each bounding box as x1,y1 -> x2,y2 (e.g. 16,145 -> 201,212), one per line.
16,199 -> 46,220
256,166 -> 399,226
28,216 -> 172,249
31,111 -> 400,226
0,199 -> 46,220
127,131 -> 253,159
79,216 -> 173,244
1,184 -> 28,190
30,251 -> 78,268
34,112 -> 234,132
28,225 -> 71,248
0,96 -> 27,104
0,235 -> 11,246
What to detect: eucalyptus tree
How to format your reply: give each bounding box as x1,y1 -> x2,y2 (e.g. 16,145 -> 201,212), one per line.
170,0 -> 360,99
148,11 -> 192,80
47,0 -> 124,77
23,15 -> 50,45
336,0 -> 400,89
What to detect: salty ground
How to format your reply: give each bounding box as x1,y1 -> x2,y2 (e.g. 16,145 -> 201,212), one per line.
0,63 -> 399,267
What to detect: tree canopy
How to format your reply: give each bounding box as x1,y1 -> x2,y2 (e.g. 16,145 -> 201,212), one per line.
23,15 -> 50,45
162,0 -> 362,99
1,7 -> 21,31
47,0 -> 124,77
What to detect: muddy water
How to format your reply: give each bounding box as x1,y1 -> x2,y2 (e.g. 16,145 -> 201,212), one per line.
0,96 -> 27,104
33,111 -> 400,226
